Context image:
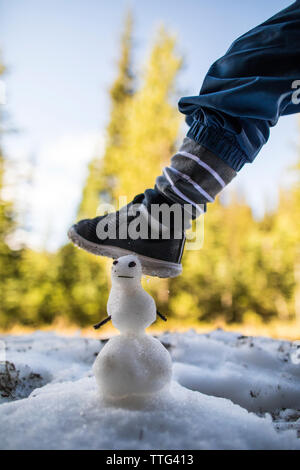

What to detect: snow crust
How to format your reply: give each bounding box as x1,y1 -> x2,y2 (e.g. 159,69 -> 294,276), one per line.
0,329 -> 299,450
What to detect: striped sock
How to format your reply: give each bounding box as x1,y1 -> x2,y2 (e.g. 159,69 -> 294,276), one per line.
156,137 -> 236,217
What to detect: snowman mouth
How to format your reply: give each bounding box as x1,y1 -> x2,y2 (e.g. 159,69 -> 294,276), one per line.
117,275 -> 134,278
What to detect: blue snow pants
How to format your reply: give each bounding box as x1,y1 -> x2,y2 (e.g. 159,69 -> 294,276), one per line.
179,1 -> 300,171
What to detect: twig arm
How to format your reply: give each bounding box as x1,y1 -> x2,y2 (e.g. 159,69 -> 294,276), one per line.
157,311 -> 167,322
93,315 -> 112,330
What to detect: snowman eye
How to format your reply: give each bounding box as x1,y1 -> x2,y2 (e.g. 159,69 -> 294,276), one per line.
113,260 -> 118,265
128,261 -> 136,267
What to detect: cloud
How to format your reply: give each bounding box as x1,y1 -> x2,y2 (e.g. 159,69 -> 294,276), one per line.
24,131 -> 104,251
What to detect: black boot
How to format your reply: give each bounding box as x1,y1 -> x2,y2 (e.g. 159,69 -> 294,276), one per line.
68,191 -> 186,278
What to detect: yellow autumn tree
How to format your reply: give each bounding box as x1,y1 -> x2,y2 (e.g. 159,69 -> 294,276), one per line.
78,11 -> 135,219
112,26 -> 183,201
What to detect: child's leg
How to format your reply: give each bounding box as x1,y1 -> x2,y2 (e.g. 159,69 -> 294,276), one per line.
156,1 -> 300,208
69,2 -> 300,277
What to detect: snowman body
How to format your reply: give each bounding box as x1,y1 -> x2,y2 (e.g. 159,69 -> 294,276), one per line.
92,255 -> 172,399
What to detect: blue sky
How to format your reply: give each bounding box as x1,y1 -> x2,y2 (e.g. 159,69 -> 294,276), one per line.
1,0 -> 299,250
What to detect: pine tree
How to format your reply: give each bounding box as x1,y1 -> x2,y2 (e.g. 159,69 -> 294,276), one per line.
78,11 -> 134,219
113,26 -> 182,201
168,195 -> 259,324
0,62 -> 14,241
0,57 -> 23,328
272,157 -> 300,321
292,159 -> 300,321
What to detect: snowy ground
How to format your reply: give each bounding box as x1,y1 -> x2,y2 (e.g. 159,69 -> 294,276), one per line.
0,329 -> 299,450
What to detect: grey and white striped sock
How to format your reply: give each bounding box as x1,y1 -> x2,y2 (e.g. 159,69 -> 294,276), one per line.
156,137 -> 237,217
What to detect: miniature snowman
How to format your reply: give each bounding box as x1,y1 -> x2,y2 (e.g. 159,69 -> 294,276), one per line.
92,254 -> 172,400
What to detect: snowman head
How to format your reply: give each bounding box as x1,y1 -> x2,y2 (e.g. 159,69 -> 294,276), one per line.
111,254 -> 142,286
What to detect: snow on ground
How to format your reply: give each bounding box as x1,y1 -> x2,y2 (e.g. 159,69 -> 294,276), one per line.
0,329 -> 299,450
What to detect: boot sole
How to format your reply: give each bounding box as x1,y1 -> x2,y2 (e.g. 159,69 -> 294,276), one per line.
67,225 -> 182,278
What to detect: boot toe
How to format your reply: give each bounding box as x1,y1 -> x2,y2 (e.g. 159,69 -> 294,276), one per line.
74,219 -> 91,239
